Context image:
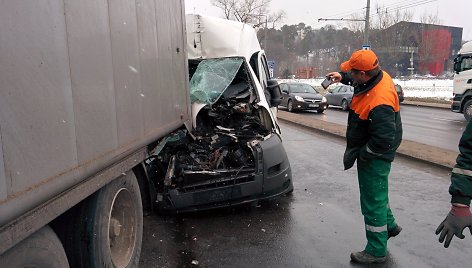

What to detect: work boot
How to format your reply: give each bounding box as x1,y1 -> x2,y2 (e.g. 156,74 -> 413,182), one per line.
350,251 -> 387,264
388,225 -> 402,239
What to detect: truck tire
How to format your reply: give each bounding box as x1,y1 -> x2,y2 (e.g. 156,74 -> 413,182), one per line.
0,226 -> 70,268
464,99 -> 472,121
64,172 -> 143,268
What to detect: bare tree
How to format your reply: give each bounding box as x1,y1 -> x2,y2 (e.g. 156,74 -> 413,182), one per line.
372,4 -> 413,30
211,0 -> 236,19
420,9 -> 442,25
211,0 -> 285,28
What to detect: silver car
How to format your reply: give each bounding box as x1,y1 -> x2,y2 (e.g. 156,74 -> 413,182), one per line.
324,85 -> 354,111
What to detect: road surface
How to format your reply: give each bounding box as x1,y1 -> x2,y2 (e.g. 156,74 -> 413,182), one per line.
140,122 -> 471,268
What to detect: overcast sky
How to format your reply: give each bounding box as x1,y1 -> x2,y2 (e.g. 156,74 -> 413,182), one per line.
184,0 -> 471,41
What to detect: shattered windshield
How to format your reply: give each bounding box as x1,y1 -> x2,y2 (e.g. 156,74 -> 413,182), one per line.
189,58 -> 245,104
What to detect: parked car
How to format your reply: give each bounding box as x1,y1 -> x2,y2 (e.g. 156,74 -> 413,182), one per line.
279,83 -> 327,113
395,84 -> 404,103
324,84 -> 354,111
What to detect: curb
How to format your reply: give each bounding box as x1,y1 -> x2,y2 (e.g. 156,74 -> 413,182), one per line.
402,100 -> 450,109
277,110 -> 457,170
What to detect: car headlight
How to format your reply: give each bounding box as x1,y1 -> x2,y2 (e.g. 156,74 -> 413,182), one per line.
295,95 -> 304,102
322,96 -> 327,102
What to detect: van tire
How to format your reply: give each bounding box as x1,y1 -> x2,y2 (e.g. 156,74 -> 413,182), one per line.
64,172 -> 143,268
464,99 -> 472,121
0,226 -> 70,268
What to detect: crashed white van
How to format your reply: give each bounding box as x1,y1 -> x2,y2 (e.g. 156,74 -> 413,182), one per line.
146,14 -> 292,212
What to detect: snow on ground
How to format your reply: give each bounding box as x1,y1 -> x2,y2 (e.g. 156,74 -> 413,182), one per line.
277,78 -> 453,100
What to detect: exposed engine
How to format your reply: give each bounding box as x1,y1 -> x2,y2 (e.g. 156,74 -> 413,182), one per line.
145,57 -> 273,194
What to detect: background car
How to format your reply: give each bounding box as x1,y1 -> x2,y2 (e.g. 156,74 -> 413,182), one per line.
395,84 -> 404,102
324,84 -> 354,111
279,82 -> 327,113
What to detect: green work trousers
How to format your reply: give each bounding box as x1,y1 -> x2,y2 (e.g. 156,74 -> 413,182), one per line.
357,158 -> 397,257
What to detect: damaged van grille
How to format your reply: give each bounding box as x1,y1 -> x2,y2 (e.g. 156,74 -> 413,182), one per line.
179,168 -> 256,193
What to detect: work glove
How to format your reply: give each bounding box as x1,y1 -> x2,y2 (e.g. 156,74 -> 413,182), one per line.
435,204 -> 472,248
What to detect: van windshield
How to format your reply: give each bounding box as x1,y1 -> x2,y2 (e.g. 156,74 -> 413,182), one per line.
189,58 -> 244,104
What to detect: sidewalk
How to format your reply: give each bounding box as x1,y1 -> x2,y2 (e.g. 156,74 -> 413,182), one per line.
277,108 -> 457,170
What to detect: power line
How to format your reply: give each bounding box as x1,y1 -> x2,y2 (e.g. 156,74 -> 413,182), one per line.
321,0 -> 438,24
320,0 -> 416,21
371,0 -> 438,18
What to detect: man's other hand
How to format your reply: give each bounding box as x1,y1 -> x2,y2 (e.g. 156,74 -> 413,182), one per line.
435,204 -> 472,248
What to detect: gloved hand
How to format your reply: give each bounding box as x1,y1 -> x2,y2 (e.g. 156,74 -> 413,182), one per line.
435,204 -> 472,248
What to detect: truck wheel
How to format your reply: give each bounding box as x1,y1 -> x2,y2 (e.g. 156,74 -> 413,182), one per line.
64,172 -> 143,268
0,226 -> 70,268
464,99 -> 472,121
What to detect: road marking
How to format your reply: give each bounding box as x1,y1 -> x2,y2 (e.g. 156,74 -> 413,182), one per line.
431,117 -> 464,123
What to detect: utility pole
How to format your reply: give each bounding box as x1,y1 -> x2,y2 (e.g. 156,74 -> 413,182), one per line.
264,16 -> 268,51
364,0 -> 370,46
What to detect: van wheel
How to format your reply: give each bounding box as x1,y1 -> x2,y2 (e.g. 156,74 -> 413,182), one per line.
63,172 -> 143,268
0,226 -> 70,268
287,100 -> 294,112
341,99 -> 349,111
464,99 -> 472,121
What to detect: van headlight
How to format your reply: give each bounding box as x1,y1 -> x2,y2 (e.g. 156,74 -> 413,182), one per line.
295,95 -> 304,102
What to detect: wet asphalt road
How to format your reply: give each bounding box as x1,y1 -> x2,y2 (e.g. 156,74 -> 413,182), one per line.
140,122 -> 472,268
283,105 -> 466,152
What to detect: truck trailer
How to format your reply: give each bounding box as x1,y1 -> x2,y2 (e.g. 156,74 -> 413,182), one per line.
0,0 -> 189,267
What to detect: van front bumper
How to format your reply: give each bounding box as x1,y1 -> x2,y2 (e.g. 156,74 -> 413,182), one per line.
156,134 -> 293,213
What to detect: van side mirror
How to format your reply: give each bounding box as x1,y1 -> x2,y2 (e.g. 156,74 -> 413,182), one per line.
266,79 -> 283,107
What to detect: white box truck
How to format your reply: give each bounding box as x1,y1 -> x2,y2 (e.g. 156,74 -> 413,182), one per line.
451,41 -> 472,121
0,1 -> 190,267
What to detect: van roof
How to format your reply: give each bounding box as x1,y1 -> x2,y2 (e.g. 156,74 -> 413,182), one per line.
186,14 -> 262,60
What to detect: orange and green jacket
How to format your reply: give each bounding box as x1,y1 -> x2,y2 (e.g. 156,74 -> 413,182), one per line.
340,70 -> 403,170
450,118 -> 472,205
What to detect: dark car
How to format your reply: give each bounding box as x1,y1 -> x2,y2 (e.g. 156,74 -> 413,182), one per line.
395,84 -> 404,103
279,82 -> 327,113
324,84 -> 354,111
